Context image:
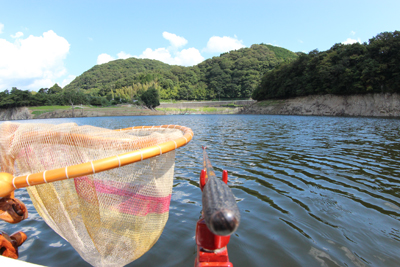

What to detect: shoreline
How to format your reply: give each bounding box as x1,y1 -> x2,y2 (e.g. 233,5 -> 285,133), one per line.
2,93 -> 400,121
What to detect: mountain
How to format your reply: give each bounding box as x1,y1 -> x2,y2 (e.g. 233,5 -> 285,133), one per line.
64,58 -> 173,94
65,44 -> 298,100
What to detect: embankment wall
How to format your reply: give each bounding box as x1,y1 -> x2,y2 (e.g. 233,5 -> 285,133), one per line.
240,94 -> 400,117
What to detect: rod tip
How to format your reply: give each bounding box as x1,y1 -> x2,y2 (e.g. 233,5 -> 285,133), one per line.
209,209 -> 239,236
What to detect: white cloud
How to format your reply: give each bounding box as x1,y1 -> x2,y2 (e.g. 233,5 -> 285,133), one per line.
0,23 -> 4,34
350,31 -> 356,36
0,30 -> 70,91
158,32 -> 205,65
97,53 -> 115,64
139,47 -> 172,63
11,32 -> 23,39
342,38 -> 361,45
137,46 -> 204,66
117,51 -> 132,59
267,43 -> 281,47
97,51 -> 134,64
203,36 -> 245,53
162,32 -> 188,48
61,75 -> 76,87
175,48 -> 204,66
98,32 -> 204,67
30,78 -> 55,89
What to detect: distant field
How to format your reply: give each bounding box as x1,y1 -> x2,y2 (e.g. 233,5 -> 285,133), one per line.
30,106 -> 79,116
29,105 -> 159,119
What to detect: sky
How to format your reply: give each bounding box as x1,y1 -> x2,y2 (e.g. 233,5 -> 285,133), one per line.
0,0 -> 399,91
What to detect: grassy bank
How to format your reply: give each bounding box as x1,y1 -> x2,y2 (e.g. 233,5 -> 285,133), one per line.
30,105 -> 79,116
28,104 -> 240,119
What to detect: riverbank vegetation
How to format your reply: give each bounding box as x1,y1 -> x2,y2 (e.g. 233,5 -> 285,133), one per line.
252,31 -> 400,101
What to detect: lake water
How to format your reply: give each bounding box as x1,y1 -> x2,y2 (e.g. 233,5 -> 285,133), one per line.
1,115 -> 400,267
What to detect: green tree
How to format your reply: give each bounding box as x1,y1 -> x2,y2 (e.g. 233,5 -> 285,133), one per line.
62,89 -> 89,106
140,87 -> 160,109
48,83 -> 62,94
38,88 -> 49,94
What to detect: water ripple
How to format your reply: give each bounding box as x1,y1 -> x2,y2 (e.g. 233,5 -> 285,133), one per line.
2,115 -> 400,267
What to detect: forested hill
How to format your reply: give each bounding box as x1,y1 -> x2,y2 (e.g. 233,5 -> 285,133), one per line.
64,44 -> 298,100
64,58 -> 173,94
252,31 -> 400,101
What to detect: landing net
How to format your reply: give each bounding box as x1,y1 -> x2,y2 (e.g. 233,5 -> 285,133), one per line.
0,122 -> 193,267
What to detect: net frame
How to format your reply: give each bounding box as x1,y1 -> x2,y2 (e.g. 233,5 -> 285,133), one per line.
1,124 -> 193,195
0,122 -> 194,266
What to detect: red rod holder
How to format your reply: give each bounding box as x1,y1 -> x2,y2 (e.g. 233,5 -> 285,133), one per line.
195,163 -> 234,267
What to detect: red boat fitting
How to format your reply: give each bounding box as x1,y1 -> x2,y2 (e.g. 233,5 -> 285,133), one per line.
195,147 -> 240,267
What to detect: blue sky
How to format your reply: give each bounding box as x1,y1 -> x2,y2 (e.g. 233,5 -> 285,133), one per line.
0,0 -> 399,91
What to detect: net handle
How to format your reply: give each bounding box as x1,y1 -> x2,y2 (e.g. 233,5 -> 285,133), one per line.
0,125 -> 193,197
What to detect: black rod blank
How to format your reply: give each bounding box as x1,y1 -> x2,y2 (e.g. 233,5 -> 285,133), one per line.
202,148 -> 240,236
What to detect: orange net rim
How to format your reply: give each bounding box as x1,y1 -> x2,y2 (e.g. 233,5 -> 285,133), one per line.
10,125 -> 193,190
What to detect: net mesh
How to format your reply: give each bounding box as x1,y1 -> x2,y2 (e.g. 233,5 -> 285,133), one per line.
0,122 -> 186,266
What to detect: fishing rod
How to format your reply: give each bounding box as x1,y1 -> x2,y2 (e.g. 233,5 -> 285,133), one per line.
195,146 -> 240,266
201,146 -> 240,236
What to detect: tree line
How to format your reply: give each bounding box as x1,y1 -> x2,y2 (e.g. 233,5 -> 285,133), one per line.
252,31 -> 400,101
0,84 -> 106,109
0,83 -> 160,109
